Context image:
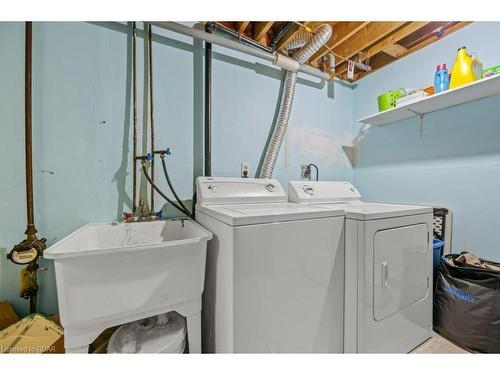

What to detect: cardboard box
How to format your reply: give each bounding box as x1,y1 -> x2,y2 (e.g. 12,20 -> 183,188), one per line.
0,313 -> 64,354
0,301 -> 19,331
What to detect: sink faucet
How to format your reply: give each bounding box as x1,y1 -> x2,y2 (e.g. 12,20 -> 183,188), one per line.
123,202 -> 162,223
138,199 -> 148,220
138,198 -> 161,221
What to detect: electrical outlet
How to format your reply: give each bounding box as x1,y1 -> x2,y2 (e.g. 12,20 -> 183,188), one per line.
301,164 -> 311,180
241,162 -> 249,178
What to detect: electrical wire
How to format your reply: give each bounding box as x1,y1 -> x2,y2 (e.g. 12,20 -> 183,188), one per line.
308,163 -> 319,181
141,163 -> 194,219
191,190 -> 197,218
293,21 -> 313,33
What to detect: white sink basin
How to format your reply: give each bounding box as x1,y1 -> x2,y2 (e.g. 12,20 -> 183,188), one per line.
44,219 -> 212,352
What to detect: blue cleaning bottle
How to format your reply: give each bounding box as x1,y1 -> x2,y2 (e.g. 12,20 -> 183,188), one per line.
434,64 -> 450,93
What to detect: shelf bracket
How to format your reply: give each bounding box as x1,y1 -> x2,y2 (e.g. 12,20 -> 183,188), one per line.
408,109 -> 424,137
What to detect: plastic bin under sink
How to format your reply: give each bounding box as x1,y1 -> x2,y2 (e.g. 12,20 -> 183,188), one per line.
44,218 -> 212,353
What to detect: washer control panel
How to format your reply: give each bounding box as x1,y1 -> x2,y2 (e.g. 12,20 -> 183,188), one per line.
303,185 -> 315,195
266,183 -> 277,192
196,177 -> 286,205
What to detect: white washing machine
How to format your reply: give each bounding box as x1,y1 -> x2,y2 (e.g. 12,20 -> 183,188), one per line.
288,181 -> 433,353
195,177 -> 345,353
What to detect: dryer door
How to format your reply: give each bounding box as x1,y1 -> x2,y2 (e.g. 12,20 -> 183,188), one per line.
373,224 -> 429,321
357,214 -> 433,353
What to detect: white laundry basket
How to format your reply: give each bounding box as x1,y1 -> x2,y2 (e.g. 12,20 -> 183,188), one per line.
108,312 -> 187,353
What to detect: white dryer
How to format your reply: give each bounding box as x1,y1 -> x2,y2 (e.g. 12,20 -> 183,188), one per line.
195,177 -> 345,353
288,181 -> 433,353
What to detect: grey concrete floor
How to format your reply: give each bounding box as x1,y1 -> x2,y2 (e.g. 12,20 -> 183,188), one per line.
411,334 -> 470,353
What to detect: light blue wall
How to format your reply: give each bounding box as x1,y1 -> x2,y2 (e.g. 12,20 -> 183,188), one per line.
3,20 -> 499,319
353,22 -> 500,260
0,22 -> 198,317
0,22 -> 355,316
211,46 -> 355,184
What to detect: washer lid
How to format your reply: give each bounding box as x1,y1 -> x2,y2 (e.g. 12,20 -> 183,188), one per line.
196,202 -> 344,226
312,202 -> 432,220
197,177 -> 286,206
288,181 -> 362,203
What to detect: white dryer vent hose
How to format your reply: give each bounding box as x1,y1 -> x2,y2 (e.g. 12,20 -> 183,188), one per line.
258,24 -> 332,179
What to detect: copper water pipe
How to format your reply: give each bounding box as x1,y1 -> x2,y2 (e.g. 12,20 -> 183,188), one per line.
8,21 -> 47,315
132,22 -> 138,213
25,21 -> 37,241
148,23 -> 155,214
25,21 -> 37,314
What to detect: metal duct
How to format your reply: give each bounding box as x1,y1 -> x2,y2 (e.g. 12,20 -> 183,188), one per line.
282,30 -> 310,52
258,24 -> 332,179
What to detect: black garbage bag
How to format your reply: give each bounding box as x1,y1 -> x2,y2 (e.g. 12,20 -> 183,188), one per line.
434,254 -> 500,353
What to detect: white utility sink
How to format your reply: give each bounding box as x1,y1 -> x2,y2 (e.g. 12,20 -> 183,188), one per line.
44,219 -> 212,353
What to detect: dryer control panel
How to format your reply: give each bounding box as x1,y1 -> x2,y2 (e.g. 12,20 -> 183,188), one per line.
288,181 -> 362,203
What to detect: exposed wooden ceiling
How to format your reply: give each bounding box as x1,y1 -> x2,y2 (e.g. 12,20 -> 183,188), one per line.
212,21 -> 472,81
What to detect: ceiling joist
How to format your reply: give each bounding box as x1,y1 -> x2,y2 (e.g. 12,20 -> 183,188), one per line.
212,21 -> 473,81
253,22 -> 274,41
333,22 -> 406,66
308,21 -> 368,64
382,43 -> 409,58
336,21 -> 430,76
350,21 -> 472,81
238,21 -> 250,34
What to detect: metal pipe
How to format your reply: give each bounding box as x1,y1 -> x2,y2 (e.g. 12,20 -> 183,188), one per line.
29,286 -> 37,314
25,22 -> 36,315
132,22 -> 138,213
209,22 -> 275,54
25,21 -> 36,241
326,53 -> 335,75
14,21 -> 46,314
148,23 -> 155,213
204,33 -> 212,176
270,22 -> 295,48
149,22 -> 330,81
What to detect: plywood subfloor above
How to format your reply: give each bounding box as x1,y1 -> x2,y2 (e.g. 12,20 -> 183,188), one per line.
210,21 -> 472,81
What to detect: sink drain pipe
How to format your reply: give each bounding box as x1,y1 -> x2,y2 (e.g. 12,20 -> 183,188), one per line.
258,24 -> 332,178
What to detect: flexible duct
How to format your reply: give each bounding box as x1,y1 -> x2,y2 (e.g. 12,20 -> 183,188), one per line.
258,24 -> 332,179
282,30 -> 310,52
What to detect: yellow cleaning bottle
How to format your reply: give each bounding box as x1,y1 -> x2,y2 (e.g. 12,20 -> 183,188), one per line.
450,46 -> 483,89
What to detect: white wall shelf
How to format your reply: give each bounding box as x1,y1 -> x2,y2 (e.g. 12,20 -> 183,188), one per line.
358,74 -> 500,126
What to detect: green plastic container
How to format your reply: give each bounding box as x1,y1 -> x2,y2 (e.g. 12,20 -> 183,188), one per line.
483,65 -> 500,78
377,88 -> 406,111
